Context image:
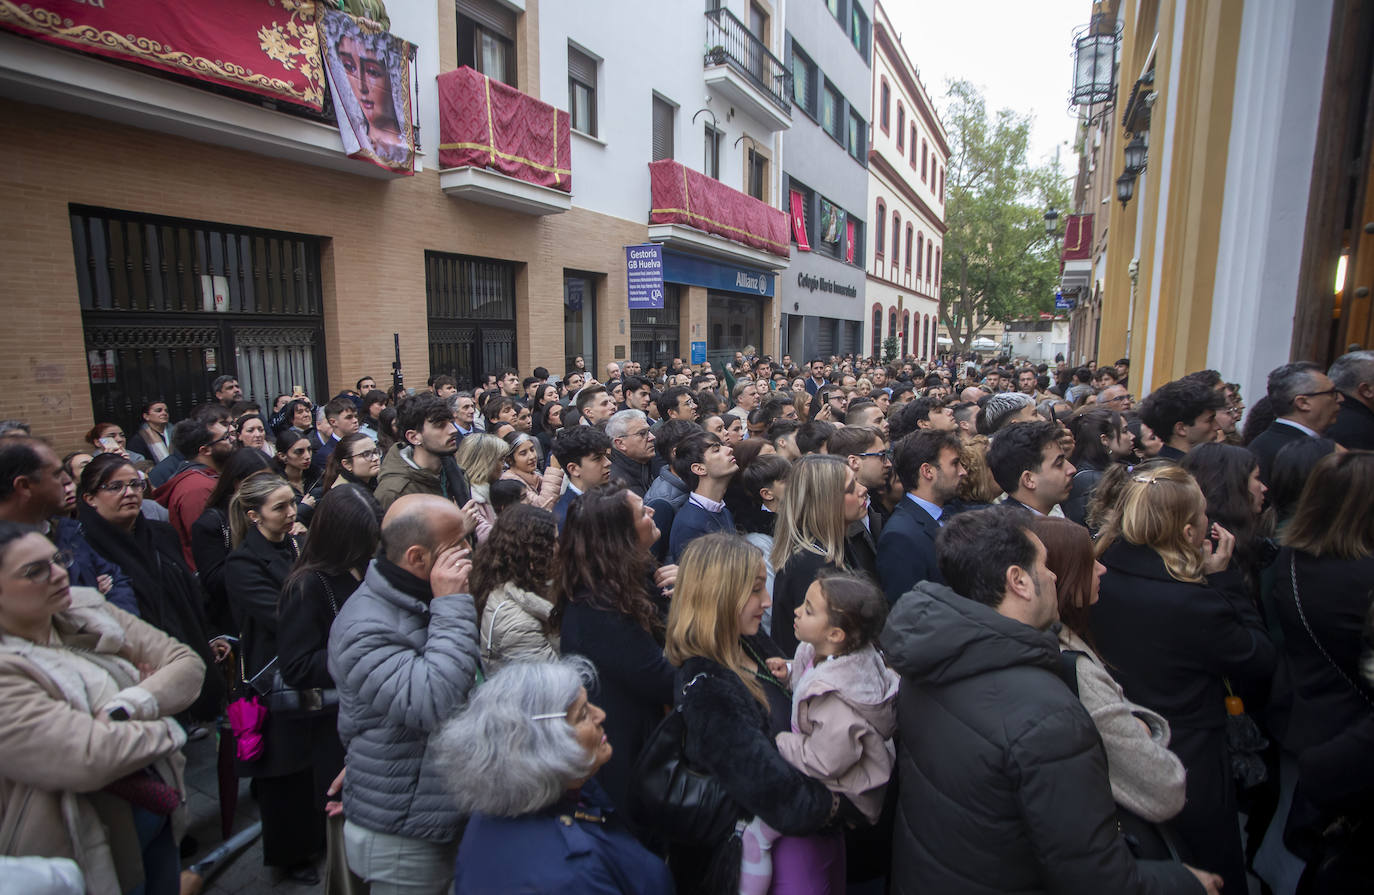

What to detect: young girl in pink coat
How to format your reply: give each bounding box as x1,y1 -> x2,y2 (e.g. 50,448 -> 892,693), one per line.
746,570 -> 900,895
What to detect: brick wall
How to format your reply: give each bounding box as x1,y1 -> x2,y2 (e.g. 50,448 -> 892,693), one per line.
0,98 -> 648,454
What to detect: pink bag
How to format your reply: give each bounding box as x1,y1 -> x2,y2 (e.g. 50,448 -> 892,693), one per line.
227,695 -> 268,761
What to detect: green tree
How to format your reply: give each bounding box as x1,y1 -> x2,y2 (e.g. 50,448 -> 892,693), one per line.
938,81 -> 1068,355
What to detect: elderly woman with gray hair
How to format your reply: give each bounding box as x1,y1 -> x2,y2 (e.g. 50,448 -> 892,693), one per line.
438,658 -> 672,894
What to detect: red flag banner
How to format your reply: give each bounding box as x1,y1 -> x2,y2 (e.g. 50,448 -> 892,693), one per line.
320,10 -> 416,174
0,0 -> 326,109
845,218 -> 855,264
789,189 -> 811,252
1061,214 -> 1094,261
650,159 -> 790,259
437,67 -> 571,192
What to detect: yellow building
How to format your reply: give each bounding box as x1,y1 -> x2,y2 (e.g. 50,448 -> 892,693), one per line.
1085,0 -> 1374,400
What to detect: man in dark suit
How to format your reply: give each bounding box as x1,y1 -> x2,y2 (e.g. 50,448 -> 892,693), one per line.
1326,350 -> 1374,451
1138,378 -> 1225,462
877,430 -> 965,604
550,426 -> 612,532
1248,361 -> 1344,484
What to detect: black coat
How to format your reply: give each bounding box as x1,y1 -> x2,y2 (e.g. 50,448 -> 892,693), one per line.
225,526 -> 318,779
1326,395 -> 1374,450
1062,463 -> 1103,527
1247,420 -> 1309,485
559,590 -> 675,815
189,506 -> 234,636
1270,549 -> 1374,771
608,449 -> 655,497
1090,540 -> 1276,893
77,504 -> 222,720
881,580 -> 1199,895
875,497 -> 943,604
279,568 -> 360,690
769,538 -> 876,657
672,640 -> 834,895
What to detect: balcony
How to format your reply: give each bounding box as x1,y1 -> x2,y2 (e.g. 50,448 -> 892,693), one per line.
703,7 -> 792,132
0,31 -> 413,179
437,67 -> 572,215
1059,213 -> 1094,298
648,159 -> 790,270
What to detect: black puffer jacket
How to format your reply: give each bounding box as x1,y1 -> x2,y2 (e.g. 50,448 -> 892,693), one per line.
881,581 -> 1201,895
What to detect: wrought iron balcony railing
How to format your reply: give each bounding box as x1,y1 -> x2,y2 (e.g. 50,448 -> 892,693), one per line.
704,7 -> 792,115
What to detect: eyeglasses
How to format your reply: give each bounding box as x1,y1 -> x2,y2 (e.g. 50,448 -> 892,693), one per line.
856,449 -> 892,460
96,478 -> 147,495
351,448 -> 382,461
14,550 -> 74,582
1297,388 -> 1340,399
211,433 -> 236,445
624,429 -> 654,440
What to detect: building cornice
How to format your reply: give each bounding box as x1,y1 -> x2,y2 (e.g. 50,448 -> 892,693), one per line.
869,151 -> 948,235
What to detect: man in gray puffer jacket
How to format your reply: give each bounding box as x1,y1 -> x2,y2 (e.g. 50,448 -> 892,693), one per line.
328,494 -> 480,895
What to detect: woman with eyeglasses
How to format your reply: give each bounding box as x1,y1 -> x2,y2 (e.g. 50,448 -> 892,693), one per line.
275,430 -> 322,527
321,432 -> 382,493
76,453 -> 224,722
0,520 -> 205,895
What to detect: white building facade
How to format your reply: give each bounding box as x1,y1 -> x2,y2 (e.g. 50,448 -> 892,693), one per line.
865,1 -> 947,364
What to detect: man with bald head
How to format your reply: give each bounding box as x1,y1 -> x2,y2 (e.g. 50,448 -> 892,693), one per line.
959,385 -> 987,404
329,494 -> 481,894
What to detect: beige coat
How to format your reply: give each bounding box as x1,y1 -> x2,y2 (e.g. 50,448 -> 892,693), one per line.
776,642 -> 899,824
0,587 -> 205,895
479,582 -> 559,674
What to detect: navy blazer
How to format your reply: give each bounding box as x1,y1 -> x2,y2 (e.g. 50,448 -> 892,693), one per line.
876,496 -> 943,604
554,486 -> 577,533
1247,421 -> 1308,485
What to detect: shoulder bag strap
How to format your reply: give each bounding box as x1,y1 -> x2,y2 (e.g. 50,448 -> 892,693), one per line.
314,571 -> 339,616
1290,554 -> 1374,712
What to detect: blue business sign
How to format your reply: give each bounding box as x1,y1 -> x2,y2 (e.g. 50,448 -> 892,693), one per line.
691,341 -> 707,364
661,250 -> 774,297
1054,289 -> 1074,311
626,244 -> 665,310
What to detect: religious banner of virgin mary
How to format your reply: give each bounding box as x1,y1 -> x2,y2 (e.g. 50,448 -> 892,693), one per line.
320,9 -> 416,174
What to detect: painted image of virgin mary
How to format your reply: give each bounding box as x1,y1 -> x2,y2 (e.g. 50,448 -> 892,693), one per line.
321,11 -> 412,167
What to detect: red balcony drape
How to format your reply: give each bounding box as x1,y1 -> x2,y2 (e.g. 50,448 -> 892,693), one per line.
650,159 -> 790,259
437,67 -> 572,192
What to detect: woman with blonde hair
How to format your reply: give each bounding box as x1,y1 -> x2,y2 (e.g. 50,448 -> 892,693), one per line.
224,471 -> 323,884
1090,463 -> 1275,895
455,432 -> 510,542
945,434 -> 1000,515
662,533 -> 839,895
769,454 -> 873,654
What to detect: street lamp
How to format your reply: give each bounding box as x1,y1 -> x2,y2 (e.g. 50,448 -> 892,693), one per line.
1123,134 -> 1148,174
1116,170 -> 1136,207
1044,206 -> 1060,239
1071,17 -> 1118,107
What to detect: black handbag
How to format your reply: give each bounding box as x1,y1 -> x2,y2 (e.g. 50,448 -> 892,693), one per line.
627,673 -> 742,848
246,656 -> 338,717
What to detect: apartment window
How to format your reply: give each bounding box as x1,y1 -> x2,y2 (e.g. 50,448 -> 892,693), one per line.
891,212 -> 900,261
457,0 -> 516,86
896,104 -> 904,150
874,199 -> 885,258
940,168 -> 946,201
916,232 -> 923,278
747,147 -> 768,201
889,309 -> 897,341
871,307 -> 882,357
826,0 -> 840,19
651,95 -> 674,161
568,46 -> 597,136
910,125 -> 917,166
935,248 -> 941,287
818,197 -> 846,259
821,82 -> 842,141
704,125 -> 722,179
849,217 -> 864,265
847,109 -> 865,162
927,242 -> 933,282
850,3 -> 869,56
791,44 -> 817,115
904,224 -> 913,272
921,141 -> 928,181
879,79 -> 890,132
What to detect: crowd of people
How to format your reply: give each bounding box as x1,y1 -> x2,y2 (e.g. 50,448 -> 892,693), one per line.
0,345 -> 1371,895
